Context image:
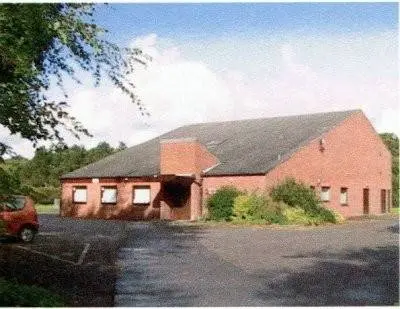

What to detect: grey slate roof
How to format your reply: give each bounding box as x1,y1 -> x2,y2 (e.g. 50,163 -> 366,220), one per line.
61,109 -> 360,179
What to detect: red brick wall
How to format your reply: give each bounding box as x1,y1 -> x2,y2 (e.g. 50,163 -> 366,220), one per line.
160,138 -> 218,176
264,111 -> 391,217
159,138 -> 219,219
61,178 -> 161,220
202,112 -> 391,217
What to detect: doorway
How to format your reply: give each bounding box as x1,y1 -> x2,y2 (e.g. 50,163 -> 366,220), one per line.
380,189 -> 387,213
363,188 -> 369,214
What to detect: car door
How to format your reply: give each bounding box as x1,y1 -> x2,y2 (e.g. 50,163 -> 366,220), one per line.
0,200 -> 11,232
0,196 -> 27,235
0,203 -> 7,231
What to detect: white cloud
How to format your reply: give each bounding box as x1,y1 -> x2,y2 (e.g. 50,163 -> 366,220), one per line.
1,30 -> 398,158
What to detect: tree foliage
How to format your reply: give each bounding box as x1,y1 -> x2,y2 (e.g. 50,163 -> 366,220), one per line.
0,3 -> 148,198
1,141 -> 127,203
380,133 -> 399,208
0,3 -> 148,156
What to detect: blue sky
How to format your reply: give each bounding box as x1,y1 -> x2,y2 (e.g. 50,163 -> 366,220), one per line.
2,2 -> 398,158
94,3 -> 398,43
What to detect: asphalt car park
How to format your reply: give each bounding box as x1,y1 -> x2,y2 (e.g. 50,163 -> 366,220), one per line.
115,218 -> 399,306
1,215 -> 399,306
0,215 -> 127,306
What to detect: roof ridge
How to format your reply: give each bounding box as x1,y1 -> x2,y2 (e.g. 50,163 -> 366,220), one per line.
177,109 -> 361,129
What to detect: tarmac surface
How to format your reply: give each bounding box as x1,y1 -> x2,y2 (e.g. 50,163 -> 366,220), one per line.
1,215 -> 398,306
115,219 -> 399,306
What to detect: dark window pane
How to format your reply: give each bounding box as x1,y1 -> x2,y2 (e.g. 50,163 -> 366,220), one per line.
5,197 -> 25,210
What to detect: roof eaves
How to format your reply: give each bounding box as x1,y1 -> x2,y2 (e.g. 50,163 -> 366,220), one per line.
202,162 -> 220,174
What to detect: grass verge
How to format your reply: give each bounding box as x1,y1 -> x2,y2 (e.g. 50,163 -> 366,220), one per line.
0,277 -> 65,306
0,234 -> 119,306
35,203 -> 59,214
390,207 -> 400,215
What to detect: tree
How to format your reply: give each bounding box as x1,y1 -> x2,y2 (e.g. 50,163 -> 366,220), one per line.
380,133 -> 399,208
0,3 -> 148,157
0,3 -> 148,197
117,141 -> 128,151
1,141 -> 128,203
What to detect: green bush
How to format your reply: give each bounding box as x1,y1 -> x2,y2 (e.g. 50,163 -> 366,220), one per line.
283,207 -> 313,225
283,207 -> 333,225
270,178 -> 320,213
232,192 -> 287,224
29,186 -> 60,204
0,277 -> 65,306
207,186 -> 242,221
232,195 -> 251,219
207,179 -> 339,225
271,178 -> 337,223
331,209 -> 345,223
314,206 -> 338,223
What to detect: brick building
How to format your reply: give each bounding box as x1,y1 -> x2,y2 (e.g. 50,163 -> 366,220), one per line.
60,110 -> 392,220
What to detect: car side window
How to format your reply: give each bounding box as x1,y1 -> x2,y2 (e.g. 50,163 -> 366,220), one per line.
5,197 -> 25,211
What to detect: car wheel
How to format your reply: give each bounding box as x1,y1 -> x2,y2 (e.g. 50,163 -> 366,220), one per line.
19,227 -> 35,243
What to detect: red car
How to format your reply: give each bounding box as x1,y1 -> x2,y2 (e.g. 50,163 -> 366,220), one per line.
0,195 -> 39,242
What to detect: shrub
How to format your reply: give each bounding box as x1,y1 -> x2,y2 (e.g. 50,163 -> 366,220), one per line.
29,186 -> 60,204
330,209 -> 345,223
271,178 -> 337,223
314,207 -> 337,223
270,178 -> 320,213
0,277 -> 65,306
283,207 -> 313,225
283,207 -> 332,225
207,186 -> 242,221
232,195 -> 251,220
232,192 -> 287,224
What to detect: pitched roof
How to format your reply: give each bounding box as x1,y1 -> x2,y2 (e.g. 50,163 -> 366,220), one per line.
61,109 -> 360,179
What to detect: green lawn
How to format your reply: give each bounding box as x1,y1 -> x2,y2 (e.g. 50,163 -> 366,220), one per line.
35,204 -> 59,214
390,207 -> 400,215
0,277 -> 65,306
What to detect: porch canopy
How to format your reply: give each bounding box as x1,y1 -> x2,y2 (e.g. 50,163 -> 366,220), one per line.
158,174 -> 201,221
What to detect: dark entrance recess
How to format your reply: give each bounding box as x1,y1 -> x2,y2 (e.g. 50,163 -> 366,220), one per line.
163,182 -> 191,208
381,189 -> 387,213
363,188 -> 369,215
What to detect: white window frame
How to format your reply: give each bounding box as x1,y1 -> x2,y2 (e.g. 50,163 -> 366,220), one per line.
340,187 -> 348,206
133,186 -> 151,205
101,186 -> 117,204
73,187 -> 87,203
320,186 -> 330,202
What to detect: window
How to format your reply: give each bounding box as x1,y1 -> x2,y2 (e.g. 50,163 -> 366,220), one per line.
133,186 -> 151,205
101,186 -> 117,204
340,188 -> 348,205
2,196 -> 25,211
73,187 -> 87,203
320,187 -> 330,202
